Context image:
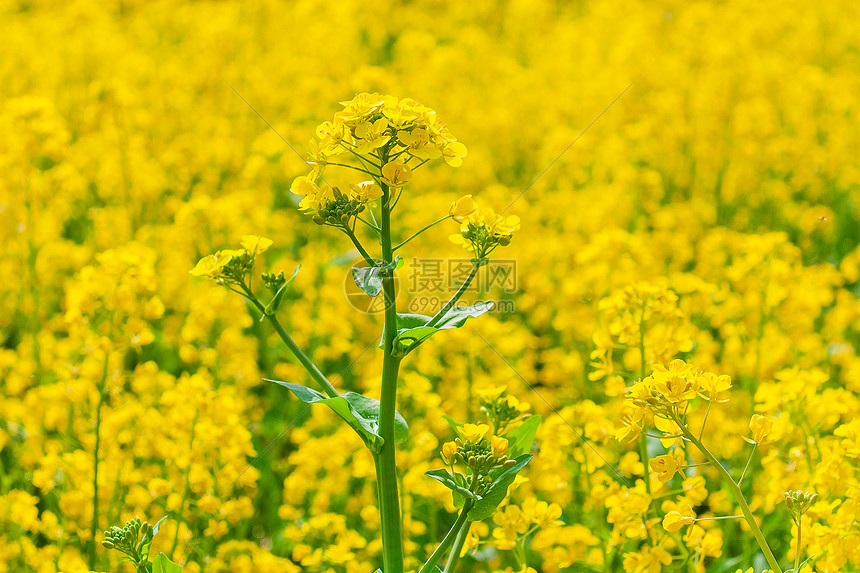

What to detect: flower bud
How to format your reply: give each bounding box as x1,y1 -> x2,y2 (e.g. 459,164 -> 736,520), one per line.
441,441 -> 458,465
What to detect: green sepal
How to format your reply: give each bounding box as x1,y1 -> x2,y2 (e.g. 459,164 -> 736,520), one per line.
265,380 -> 409,453
425,468 -> 481,502
352,265 -> 383,297
263,265 -> 300,318
152,553 -> 183,573
386,302 -> 495,357
503,416 -> 541,458
454,454 -> 532,521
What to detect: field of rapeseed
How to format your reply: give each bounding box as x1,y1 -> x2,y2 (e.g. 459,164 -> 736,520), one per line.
3,0 -> 860,572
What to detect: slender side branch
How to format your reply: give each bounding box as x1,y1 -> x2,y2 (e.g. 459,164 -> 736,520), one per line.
425,263 -> 480,329
419,504 -> 473,573
393,216 -> 450,252
675,418 -> 783,573
738,444 -> 757,487
443,519 -> 471,573
243,289 -> 339,398
343,226 -> 377,266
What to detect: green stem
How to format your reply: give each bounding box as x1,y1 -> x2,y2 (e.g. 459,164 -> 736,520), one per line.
171,411 -> 199,556
419,504 -> 472,573
699,400 -> 712,441
243,289 -> 340,399
343,226 -> 377,266
794,519 -> 801,572
356,215 -> 382,233
738,444 -> 757,487
425,263 -> 480,329
89,356 -> 110,570
377,168 -> 405,573
638,310 -> 652,496
443,518 -> 470,573
267,314 -> 339,398
326,161 -> 379,177
696,514 -> 744,521
677,420 -> 783,573
393,216 -> 451,252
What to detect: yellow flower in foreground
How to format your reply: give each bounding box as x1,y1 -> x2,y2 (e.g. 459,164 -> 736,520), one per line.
461,423 -> 489,443
381,161 -> 411,187
662,504 -> 696,532
450,194 -> 478,223
189,250 -> 242,278
441,441 -> 458,464
697,371 -> 732,402
442,141 -> 468,167
491,435 -> 509,457
240,235 -> 273,256
649,449 -> 686,483
742,414 -> 775,445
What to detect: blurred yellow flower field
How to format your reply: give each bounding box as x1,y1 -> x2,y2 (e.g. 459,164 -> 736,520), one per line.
2,0 -> 859,572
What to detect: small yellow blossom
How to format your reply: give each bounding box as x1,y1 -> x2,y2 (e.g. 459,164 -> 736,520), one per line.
450,194 -> 479,223
461,423 -> 490,443
380,161 -> 411,187
441,441 -> 458,464
649,449 -> 686,483
491,435 -> 509,457
742,414 -> 775,445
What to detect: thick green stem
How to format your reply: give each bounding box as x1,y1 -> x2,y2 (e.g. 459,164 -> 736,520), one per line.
425,264 -> 480,329
794,519 -> 802,572
419,504 -> 472,573
679,423 -> 783,573
378,175 -> 405,573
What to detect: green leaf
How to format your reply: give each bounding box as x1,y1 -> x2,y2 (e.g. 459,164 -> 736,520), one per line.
383,254 -> 404,271
152,553 -> 183,573
467,454 -> 532,521
352,265 -> 383,297
441,415 -> 464,436
379,313 -> 433,349
151,516 -> 168,536
389,303 -> 495,357
264,265 -> 300,316
425,468 -> 481,502
265,380 -> 408,453
504,416 -> 542,458
432,301 -> 494,330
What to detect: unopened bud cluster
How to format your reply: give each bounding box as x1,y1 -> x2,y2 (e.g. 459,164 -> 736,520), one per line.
784,490 -> 818,522
480,394 -> 523,433
261,270 -> 287,293
102,516 -> 154,565
311,187 -> 367,227
452,436 -> 515,474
